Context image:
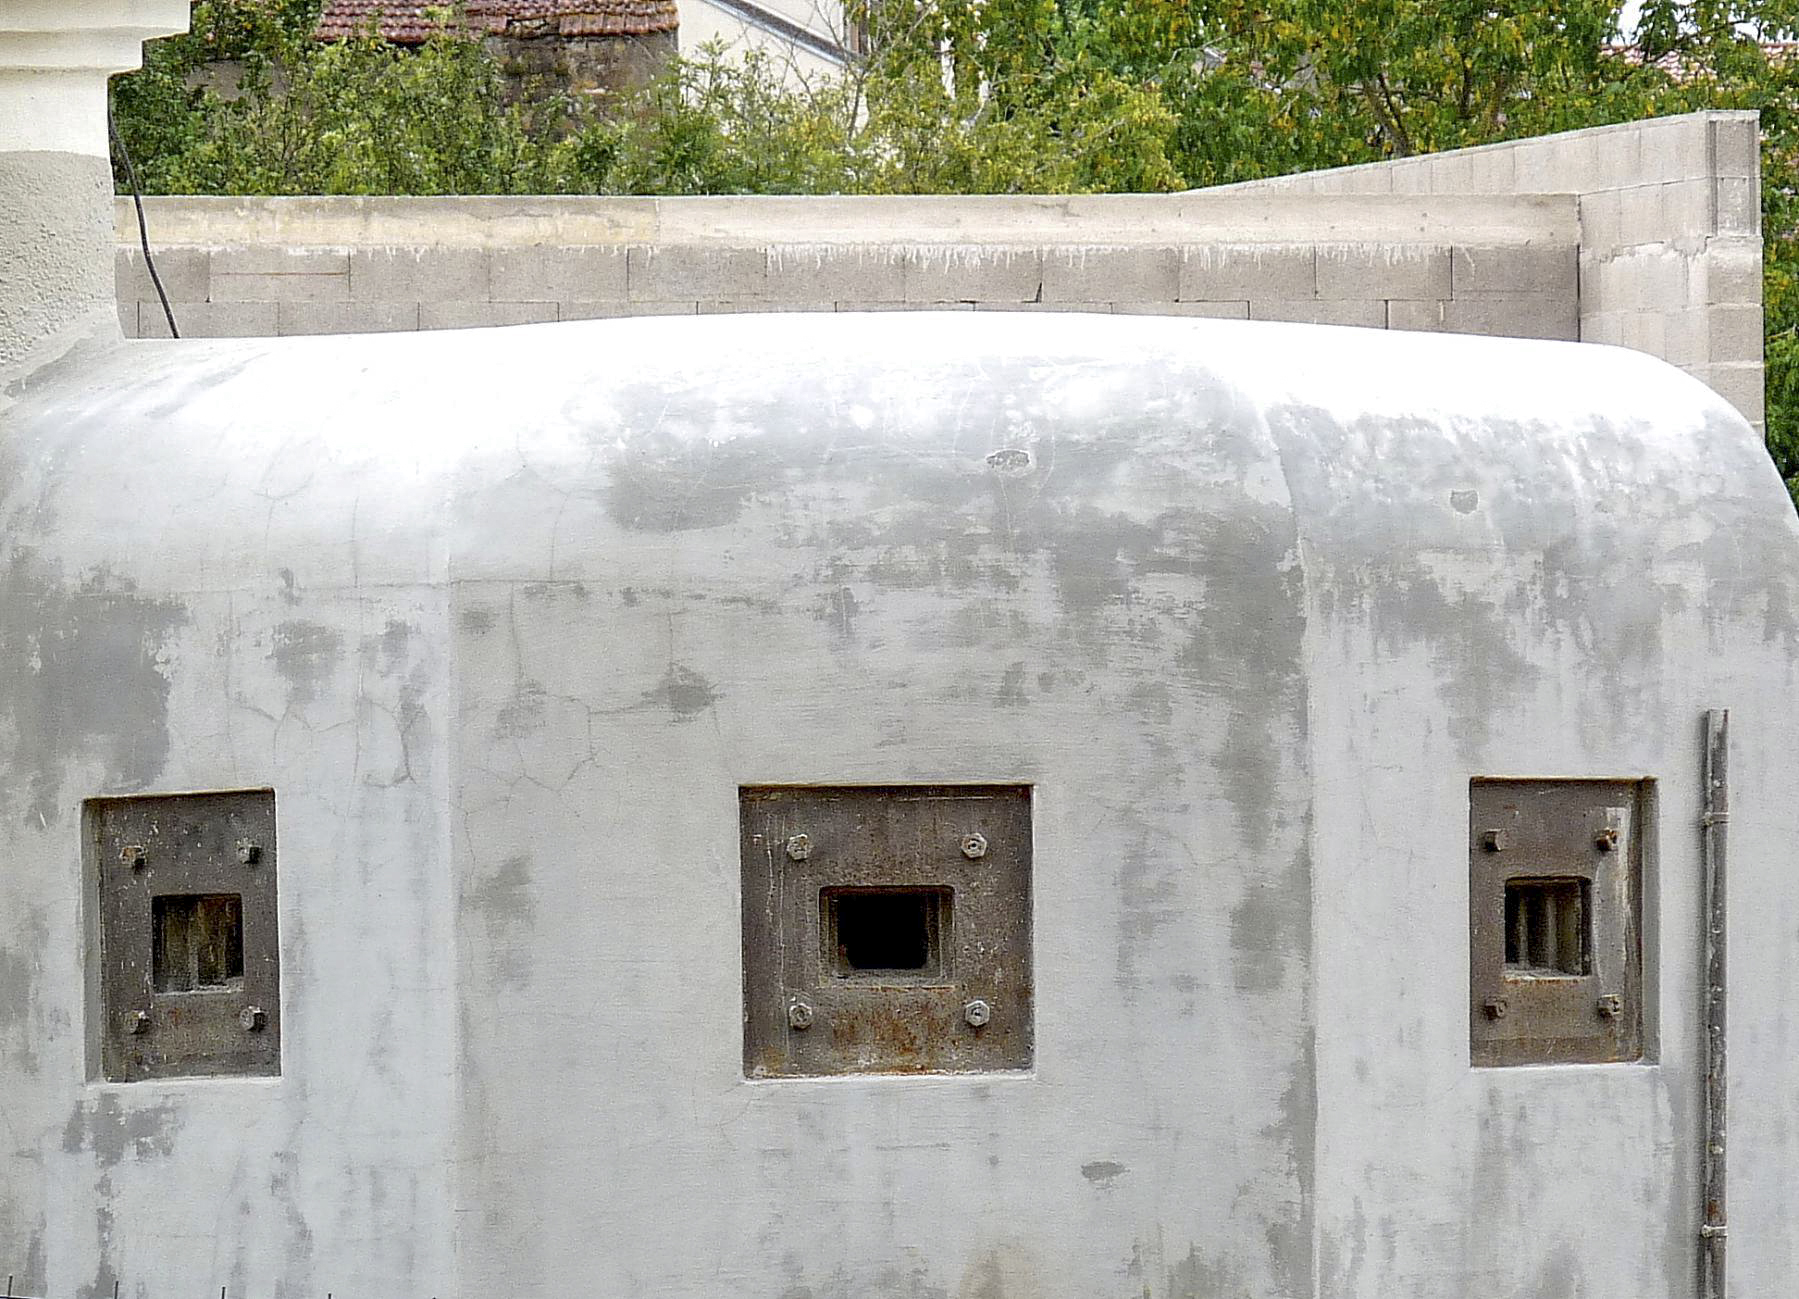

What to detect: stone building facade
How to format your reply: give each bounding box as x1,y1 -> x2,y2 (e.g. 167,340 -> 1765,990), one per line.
314,0 -> 680,102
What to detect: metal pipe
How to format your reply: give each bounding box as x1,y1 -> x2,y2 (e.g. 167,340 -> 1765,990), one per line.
1701,709 -> 1729,1299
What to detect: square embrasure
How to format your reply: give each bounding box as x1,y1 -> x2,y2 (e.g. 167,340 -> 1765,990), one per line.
821,886 -> 951,980
1469,779 -> 1647,1067
741,785 -> 1032,1077
89,788 -> 280,1081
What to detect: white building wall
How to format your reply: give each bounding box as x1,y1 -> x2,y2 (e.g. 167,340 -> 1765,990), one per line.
675,0 -> 850,86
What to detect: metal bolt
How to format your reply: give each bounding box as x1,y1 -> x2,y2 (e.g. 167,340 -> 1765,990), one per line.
239,1006 -> 267,1033
964,998 -> 991,1028
1595,827 -> 1620,853
127,1009 -> 151,1036
961,833 -> 988,860
1597,994 -> 1623,1019
1480,829 -> 1507,853
1484,997 -> 1508,1020
785,834 -> 812,862
120,844 -> 147,871
787,999 -> 814,1031
236,838 -> 261,866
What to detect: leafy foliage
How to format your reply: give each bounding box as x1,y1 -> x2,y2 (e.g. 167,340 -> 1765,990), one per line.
109,1 -> 1799,496
111,4 -> 552,193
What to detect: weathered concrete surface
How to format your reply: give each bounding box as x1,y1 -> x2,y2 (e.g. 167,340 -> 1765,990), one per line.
0,311 -> 1795,1297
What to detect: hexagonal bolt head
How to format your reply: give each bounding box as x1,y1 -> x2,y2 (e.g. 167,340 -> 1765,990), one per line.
239,1006 -> 267,1033
785,834 -> 812,862
961,833 -> 988,860
963,998 -> 991,1028
1483,997 -> 1508,1020
1594,827 -> 1620,853
120,843 -> 147,871
236,838 -> 261,865
1480,829 -> 1507,853
787,999 -> 814,1031
1597,994 -> 1623,1019
127,1009 -> 152,1036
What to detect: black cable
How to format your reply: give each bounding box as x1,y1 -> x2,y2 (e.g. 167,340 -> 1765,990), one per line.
107,103 -> 179,339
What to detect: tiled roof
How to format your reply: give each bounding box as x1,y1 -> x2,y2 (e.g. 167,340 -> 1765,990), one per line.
315,1 -> 679,44
1606,39 -> 1797,77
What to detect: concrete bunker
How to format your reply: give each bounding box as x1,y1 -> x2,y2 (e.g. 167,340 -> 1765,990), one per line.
3,7 -> 1799,1298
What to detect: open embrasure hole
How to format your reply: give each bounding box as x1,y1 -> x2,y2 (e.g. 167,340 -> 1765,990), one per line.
822,886 -> 950,978
152,894 -> 244,992
1504,878 -> 1590,976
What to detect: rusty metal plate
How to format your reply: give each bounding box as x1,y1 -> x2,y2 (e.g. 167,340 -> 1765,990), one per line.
90,789 -> 280,1081
741,785 -> 1032,1077
1470,779 -> 1646,1067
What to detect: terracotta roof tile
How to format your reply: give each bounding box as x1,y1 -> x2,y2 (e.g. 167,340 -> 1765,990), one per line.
315,0 -> 678,44
1605,39 -> 1797,78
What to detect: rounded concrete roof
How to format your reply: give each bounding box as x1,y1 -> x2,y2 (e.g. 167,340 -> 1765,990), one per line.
3,312 -> 1794,612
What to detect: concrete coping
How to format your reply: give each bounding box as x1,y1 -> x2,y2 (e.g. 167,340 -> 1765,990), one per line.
1205,108 -> 1760,196
118,192 -> 1577,250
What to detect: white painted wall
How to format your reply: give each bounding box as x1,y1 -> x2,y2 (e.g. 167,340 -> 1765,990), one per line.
675,0 -> 849,87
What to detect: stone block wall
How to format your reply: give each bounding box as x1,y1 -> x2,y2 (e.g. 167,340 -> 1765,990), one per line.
113,110 -> 1762,429
1222,110 -> 1764,431
116,191 -> 1578,341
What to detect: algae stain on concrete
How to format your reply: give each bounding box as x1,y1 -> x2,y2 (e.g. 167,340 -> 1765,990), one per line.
0,550 -> 188,824
61,1093 -> 178,1168
1260,1035 -> 1318,1299
1228,846 -> 1309,993
1167,1246 -> 1242,1299
494,680 -> 548,739
642,664 -> 719,719
269,619 -> 344,706
604,435 -> 785,532
0,905 -> 46,1073
465,853 -> 536,989
1080,1160 -> 1127,1187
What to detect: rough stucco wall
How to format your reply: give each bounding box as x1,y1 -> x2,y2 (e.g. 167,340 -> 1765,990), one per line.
0,152 -> 117,375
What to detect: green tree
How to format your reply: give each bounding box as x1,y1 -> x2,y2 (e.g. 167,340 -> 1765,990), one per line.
112,3 -> 556,194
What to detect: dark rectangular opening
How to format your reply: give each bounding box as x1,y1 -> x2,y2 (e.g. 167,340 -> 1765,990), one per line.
822,887 -> 949,978
1504,878 -> 1589,976
152,894 -> 244,992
